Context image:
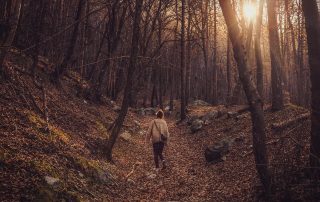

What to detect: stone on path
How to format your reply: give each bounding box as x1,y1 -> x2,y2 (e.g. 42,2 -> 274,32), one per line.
205,139 -> 231,163
44,176 -> 60,186
190,119 -> 203,133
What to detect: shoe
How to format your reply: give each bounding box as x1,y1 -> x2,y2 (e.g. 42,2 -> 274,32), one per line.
152,167 -> 160,173
162,160 -> 167,170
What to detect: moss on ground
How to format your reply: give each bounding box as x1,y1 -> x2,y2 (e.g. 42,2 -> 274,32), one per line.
26,110 -> 70,144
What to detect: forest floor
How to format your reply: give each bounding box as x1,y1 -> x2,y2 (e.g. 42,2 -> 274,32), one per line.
1,50 -> 319,201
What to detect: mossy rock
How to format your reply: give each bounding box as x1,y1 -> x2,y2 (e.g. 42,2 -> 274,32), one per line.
68,155 -> 112,184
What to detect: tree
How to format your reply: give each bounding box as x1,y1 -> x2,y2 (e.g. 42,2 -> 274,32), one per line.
180,0 -> 187,120
0,0 -> 22,76
212,0 -> 218,105
51,0 -> 85,84
255,0 -> 265,98
105,0 -> 143,161
218,0 -> 271,192
301,0 -> 320,176
267,0 -> 284,110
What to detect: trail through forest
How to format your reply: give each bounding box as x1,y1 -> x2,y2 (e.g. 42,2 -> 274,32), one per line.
116,111 -> 260,201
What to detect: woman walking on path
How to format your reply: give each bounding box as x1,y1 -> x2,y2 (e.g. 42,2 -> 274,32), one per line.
145,110 -> 170,170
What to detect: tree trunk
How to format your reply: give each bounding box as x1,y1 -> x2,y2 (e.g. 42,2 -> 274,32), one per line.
301,0 -> 320,176
255,0 -> 264,98
105,0 -> 143,161
185,0 -> 192,106
219,0 -> 271,192
52,0 -> 84,83
180,0 -> 186,120
0,0 -> 22,76
212,0 -> 218,105
267,0 -> 284,110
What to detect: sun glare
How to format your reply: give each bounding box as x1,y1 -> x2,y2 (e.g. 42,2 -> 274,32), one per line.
243,2 -> 257,22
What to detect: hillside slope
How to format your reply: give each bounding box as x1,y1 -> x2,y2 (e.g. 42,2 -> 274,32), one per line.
0,51 -> 317,201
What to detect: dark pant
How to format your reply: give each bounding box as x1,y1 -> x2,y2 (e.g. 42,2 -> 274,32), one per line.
153,142 -> 165,168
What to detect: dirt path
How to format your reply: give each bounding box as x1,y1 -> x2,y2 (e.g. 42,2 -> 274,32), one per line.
121,116 -> 254,201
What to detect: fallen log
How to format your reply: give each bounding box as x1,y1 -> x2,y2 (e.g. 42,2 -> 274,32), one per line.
271,113 -> 310,130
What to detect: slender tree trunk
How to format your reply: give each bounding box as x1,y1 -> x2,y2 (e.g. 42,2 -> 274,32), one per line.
52,0 -> 85,83
185,0 -> 192,106
31,0 -> 46,78
255,0 -> 264,98
226,36 -> 232,101
301,0 -> 320,176
105,0 -> 143,161
267,0 -> 284,110
212,0 -> 218,105
0,0 -> 22,76
219,0 -> 271,192
180,0 -> 186,120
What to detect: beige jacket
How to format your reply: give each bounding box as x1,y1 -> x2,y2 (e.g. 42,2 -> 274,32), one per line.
145,118 -> 170,144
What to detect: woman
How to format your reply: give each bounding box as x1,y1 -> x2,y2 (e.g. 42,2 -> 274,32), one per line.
145,110 -> 169,170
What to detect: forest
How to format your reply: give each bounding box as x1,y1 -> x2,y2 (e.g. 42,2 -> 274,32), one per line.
1,0 -> 320,201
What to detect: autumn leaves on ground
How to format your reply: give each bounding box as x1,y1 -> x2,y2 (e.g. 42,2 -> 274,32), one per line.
0,51 -> 315,201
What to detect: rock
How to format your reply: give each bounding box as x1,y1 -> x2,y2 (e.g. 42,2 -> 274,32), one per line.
144,108 -> 156,116
187,115 -> 201,125
227,111 -> 238,118
120,131 -> 132,141
192,100 -> 210,106
97,169 -> 111,184
147,173 -> 157,180
190,119 -> 203,133
127,178 -> 135,184
164,106 -> 170,111
78,172 -> 84,178
205,139 -> 230,163
136,108 -> 146,116
201,110 -> 219,124
113,105 -> 121,112
235,113 -> 249,121
44,176 -> 60,186
234,134 -> 245,143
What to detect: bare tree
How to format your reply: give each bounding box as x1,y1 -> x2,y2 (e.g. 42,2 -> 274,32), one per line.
0,0 -> 22,76
218,0 -> 271,192
105,0 -> 143,161
267,0 -> 284,110
301,0 -> 320,176
180,0 -> 187,120
51,0 -> 85,84
255,0 -> 265,98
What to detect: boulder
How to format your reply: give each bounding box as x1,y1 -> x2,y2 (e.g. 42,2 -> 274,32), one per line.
192,100 -> 210,106
113,105 -> 121,112
144,108 -> 156,116
190,119 -> 203,133
235,113 -> 249,121
187,115 -> 201,125
205,140 -> 230,163
201,110 -> 219,124
227,111 -> 238,118
136,108 -> 146,116
164,106 -> 170,111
